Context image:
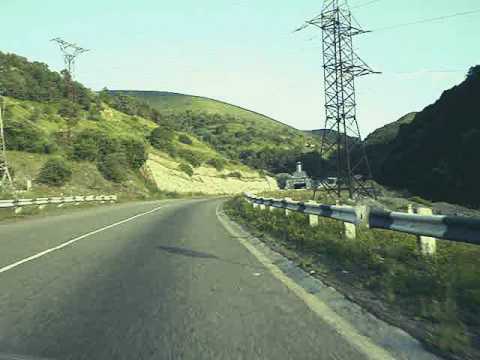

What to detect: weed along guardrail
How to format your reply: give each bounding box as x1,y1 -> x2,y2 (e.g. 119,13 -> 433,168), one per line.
0,195 -> 118,214
243,193 -> 480,256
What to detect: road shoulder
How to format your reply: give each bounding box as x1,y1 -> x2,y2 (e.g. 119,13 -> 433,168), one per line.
216,201 -> 439,360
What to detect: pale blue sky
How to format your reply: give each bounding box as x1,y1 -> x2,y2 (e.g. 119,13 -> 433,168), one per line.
2,0 -> 479,135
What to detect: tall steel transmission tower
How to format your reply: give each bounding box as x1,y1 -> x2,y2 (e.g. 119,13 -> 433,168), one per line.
296,0 -> 379,199
0,97 -> 13,189
51,38 -> 89,101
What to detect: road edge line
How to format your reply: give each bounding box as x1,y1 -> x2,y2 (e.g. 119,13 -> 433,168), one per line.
216,203 -> 397,360
0,204 -> 167,275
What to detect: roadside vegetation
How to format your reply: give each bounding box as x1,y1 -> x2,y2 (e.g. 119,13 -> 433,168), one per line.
0,51 -> 265,200
225,196 -> 480,360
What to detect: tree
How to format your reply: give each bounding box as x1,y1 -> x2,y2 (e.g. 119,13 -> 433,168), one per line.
178,134 -> 193,145
149,126 -> 175,151
37,157 -> 72,186
97,152 -> 128,183
122,138 -> 148,169
467,65 -> 480,80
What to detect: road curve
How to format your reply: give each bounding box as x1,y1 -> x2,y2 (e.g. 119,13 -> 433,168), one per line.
0,199 -> 368,360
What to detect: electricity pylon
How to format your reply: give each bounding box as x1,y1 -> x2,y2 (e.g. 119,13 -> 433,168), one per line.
295,0 -> 379,199
0,97 -> 13,189
51,38 -> 89,101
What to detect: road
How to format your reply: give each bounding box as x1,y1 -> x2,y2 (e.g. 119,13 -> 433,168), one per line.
0,198 -> 371,360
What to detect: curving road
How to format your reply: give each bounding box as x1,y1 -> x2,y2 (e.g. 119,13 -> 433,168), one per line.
0,199 -> 371,360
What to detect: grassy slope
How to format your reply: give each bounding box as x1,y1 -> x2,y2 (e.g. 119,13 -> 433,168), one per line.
109,90 -> 320,152
3,97 -> 273,198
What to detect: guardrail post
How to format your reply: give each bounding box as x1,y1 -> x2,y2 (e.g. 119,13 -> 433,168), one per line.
252,201 -> 259,209
268,201 -> 275,212
344,222 -> 356,239
284,198 -> 292,216
259,202 -> 266,210
416,207 -> 437,256
344,205 -> 370,240
306,201 -> 319,227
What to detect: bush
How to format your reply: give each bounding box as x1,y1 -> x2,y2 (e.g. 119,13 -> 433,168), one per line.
207,158 -> 226,171
228,171 -> 242,179
3,119 -> 51,153
149,126 -> 175,151
97,152 -> 128,182
122,138 -> 148,169
58,100 -> 82,127
36,157 -> 72,186
178,134 -> 193,145
71,130 -> 101,161
178,149 -> 203,167
179,163 -> 194,177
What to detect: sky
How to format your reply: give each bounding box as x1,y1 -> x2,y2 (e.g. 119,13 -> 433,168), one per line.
2,0 -> 479,136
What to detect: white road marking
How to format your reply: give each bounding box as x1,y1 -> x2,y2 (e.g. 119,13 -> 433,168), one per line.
216,204 -> 396,360
0,204 -> 166,275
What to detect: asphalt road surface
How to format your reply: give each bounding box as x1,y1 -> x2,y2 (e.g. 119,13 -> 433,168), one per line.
0,199 -> 371,360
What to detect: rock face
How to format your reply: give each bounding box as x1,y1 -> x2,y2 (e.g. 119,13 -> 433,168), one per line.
147,153 -> 278,195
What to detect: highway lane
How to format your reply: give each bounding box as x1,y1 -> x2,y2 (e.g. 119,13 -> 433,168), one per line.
0,198 -> 368,360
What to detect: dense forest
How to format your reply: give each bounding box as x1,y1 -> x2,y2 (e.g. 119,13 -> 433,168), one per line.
376,66 -> 480,207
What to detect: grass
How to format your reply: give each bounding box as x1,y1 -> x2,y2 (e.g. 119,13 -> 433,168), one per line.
225,196 -> 480,360
110,90 -> 321,153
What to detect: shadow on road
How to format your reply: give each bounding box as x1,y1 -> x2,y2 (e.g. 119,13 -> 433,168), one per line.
156,245 -> 263,270
157,245 -> 219,259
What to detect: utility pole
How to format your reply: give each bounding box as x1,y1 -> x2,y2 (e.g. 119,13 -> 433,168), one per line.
0,96 -> 13,189
296,0 -> 379,200
51,38 -> 89,102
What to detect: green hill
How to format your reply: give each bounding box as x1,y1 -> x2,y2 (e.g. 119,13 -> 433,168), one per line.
109,90 -> 322,174
0,51 -> 274,199
374,66 -> 480,207
363,112 -> 417,179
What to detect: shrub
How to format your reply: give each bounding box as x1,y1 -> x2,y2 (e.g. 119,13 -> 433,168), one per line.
122,138 -> 148,169
149,126 -> 175,151
58,100 -> 82,128
97,135 -> 123,156
178,134 -> 193,145
97,152 -> 128,183
179,163 -> 194,177
178,149 -> 203,167
3,119 -> 50,153
71,130 -> 101,161
228,171 -> 242,179
36,157 -> 72,186
207,158 -> 226,171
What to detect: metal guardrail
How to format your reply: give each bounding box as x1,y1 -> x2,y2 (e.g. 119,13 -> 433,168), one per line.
244,193 -> 480,245
0,195 -> 117,209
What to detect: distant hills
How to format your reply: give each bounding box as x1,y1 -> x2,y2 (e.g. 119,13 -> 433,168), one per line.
110,90 -> 322,174
368,66 -> 480,208
0,51 -> 274,197
363,112 -> 417,180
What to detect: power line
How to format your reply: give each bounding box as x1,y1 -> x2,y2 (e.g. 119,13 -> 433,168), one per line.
295,0 -> 378,199
351,0 -> 383,10
373,8 -> 480,32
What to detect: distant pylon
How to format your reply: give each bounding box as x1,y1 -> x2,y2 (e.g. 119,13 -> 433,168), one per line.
51,38 -> 89,101
0,97 -> 13,189
295,0 -> 379,199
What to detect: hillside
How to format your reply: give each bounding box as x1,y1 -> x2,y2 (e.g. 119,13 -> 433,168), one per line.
363,112 -> 417,178
109,90 -> 322,174
376,66 -> 480,208
0,52 -> 275,198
